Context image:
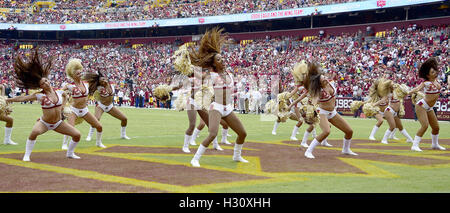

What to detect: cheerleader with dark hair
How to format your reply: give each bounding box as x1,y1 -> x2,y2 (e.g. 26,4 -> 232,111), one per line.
408,58 -> 446,151
171,47 -> 231,153
7,49 -> 81,161
188,27 -> 248,167
83,71 -> 130,141
302,62 -> 357,159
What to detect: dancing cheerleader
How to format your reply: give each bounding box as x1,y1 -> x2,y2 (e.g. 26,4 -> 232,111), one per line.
0,84 -> 16,145
171,46 -> 231,154
188,27 -> 248,167
387,84 -> 414,143
7,49 -> 81,161
62,59 -> 105,148
83,71 -> 130,141
287,61 -> 331,148
408,58 -> 446,151
367,79 -> 400,144
301,62 -> 357,159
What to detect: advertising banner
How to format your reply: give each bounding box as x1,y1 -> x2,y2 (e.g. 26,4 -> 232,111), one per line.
335,97 -> 450,121
0,0 -> 443,31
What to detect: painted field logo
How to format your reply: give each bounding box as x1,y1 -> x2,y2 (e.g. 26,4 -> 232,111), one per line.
377,0 -> 386,8
198,18 -> 205,23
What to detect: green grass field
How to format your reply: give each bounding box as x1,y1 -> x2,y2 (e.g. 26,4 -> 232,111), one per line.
1,104 -> 450,193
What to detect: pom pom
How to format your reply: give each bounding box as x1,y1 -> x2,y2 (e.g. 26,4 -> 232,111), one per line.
362,102 -> 380,117
264,99 -> 276,114
411,92 -> 425,104
173,44 -> 194,76
0,96 -> 13,116
399,101 -> 405,117
174,92 -> 189,111
350,101 -> 364,113
74,117 -> 83,125
93,90 -> 101,101
62,104 -> 71,118
194,86 -> 214,110
393,84 -> 410,100
154,84 -> 173,101
299,103 -> 319,125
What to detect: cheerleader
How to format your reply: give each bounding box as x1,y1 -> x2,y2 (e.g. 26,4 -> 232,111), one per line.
172,46 -> 231,154
61,59 -> 105,148
7,50 -> 81,161
83,71 -> 130,142
189,27 -> 248,167
408,58 -> 446,151
387,84 -> 414,143
288,62 -> 329,148
368,79 -> 399,144
301,62 -> 357,159
0,84 -> 16,145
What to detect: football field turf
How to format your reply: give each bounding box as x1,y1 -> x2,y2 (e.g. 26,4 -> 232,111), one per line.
1,104 -> 449,193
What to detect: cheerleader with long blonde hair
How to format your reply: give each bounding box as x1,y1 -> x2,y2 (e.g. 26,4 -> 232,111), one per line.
367,78 -> 401,144
366,79 -> 386,141
82,70 -> 130,142
188,27 -> 248,167
386,83 -> 414,143
301,62 -> 357,159
61,58 -> 105,149
7,49 -> 81,161
408,58 -> 446,151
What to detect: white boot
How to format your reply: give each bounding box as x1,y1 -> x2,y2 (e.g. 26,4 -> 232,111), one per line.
431,134 -> 446,150
342,138 -> 358,155
23,139 -> 36,162
300,130 -> 310,148
182,134 -> 191,153
191,144 -> 207,167
272,121 -> 280,135
411,135 -> 422,152
221,128 -> 232,145
121,126 -> 130,140
305,139 -> 320,159
190,128 -> 201,145
224,127 -> 232,137
389,128 -> 399,140
369,125 -> 379,140
3,127 -> 17,145
96,131 -> 106,148
401,129 -> 414,143
62,135 -> 69,150
66,140 -> 81,159
86,126 -> 95,141
321,138 -> 333,147
381,129 -> 392,144
233,143 -> 248,163
290,125 -> 299,140
213,137 -> 223,151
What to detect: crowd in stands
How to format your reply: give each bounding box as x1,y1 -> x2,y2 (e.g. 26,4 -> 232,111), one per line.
1,0 -> 363,24
0,24 -> 449,109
